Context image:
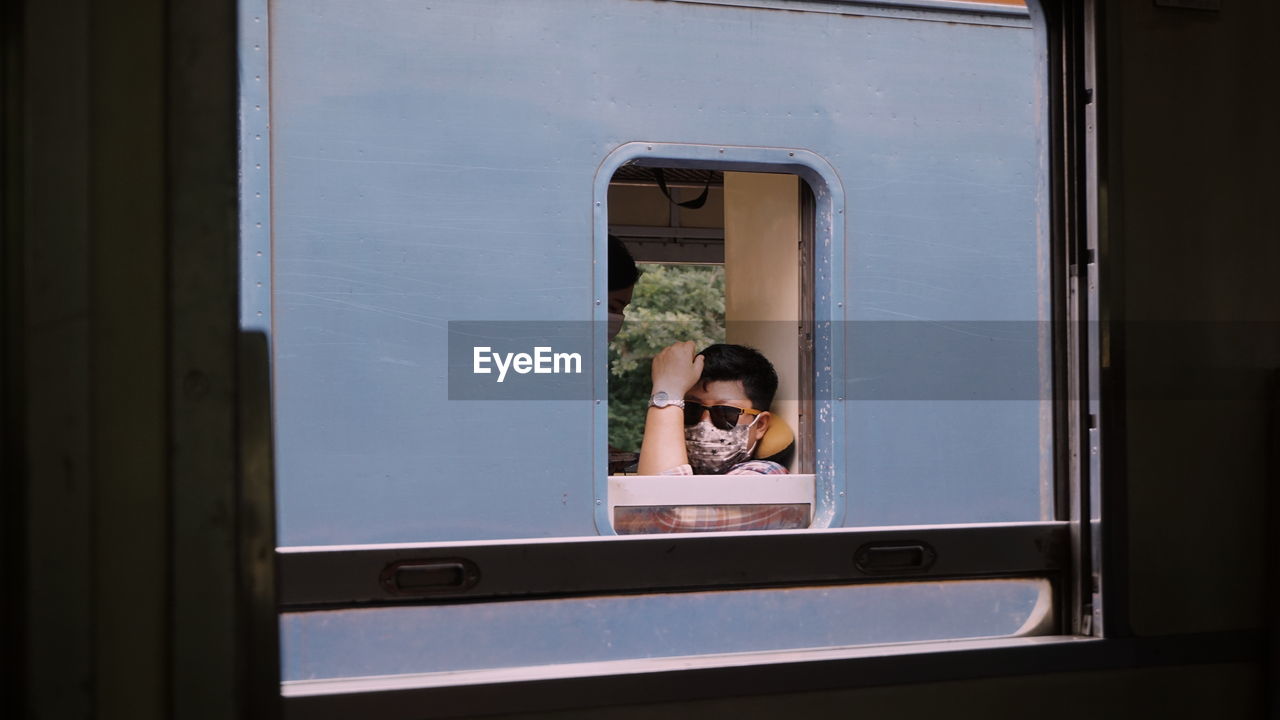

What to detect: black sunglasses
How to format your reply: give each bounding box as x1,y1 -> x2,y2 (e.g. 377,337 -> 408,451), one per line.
683,401 -> 762,431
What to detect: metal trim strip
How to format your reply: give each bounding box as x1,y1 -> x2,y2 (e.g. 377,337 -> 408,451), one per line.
279,631 -> 1265,720
279,521 -> 1068,609
668,0 -> 1032,27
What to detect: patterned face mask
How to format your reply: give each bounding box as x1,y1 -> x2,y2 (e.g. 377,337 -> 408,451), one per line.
684,415 -> 759,474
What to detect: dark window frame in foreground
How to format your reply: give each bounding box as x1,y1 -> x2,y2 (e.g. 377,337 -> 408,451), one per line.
248,0 -> 1111,716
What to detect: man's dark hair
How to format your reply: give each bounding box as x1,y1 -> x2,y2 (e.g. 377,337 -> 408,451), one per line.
697,344 -> 779,412
608,234 -> 640,292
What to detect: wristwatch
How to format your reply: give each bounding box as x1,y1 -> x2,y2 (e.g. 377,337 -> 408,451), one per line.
648,391 -> 685,410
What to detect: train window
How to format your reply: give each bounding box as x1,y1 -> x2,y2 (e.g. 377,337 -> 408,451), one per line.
601,159 -> 829,535
250,0 -> 1087,707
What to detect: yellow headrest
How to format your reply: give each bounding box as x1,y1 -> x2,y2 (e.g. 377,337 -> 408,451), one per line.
756,414 -> 794,460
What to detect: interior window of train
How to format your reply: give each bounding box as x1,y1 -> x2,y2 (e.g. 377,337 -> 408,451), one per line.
605,167 -> 819,535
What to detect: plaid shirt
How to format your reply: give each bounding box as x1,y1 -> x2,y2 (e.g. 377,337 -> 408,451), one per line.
613,460 -> 808,534
659,460 -> 789,477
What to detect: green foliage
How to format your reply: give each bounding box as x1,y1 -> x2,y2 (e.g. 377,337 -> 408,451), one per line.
608,264 -> 725,451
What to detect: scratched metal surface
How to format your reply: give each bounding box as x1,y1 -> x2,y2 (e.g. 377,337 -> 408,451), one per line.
264,0 -> 1045,545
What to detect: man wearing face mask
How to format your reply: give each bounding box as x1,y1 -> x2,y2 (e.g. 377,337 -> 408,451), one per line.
636,341 -> 787,477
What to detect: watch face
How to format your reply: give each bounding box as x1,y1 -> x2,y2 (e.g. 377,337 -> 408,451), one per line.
651,391 -> 670,407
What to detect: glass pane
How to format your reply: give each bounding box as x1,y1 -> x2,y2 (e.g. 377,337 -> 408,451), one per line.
282,579 -> 1049,681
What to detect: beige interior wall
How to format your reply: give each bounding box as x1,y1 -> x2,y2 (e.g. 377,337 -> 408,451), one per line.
722,171 -> 801,469
607,186 -> 671,226
676,187 -> 725,229
607,185 -> 724,230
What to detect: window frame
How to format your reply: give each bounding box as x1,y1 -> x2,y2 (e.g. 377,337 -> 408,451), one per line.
593,143 -> 846,533
245,0 -> 1109,714
279,522 -> 1067,607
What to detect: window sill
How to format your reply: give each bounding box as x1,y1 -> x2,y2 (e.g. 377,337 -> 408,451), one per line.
280,631 -> 1262,719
